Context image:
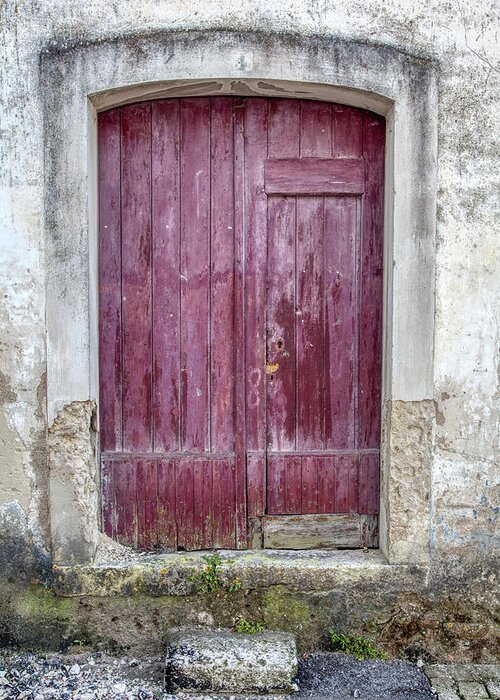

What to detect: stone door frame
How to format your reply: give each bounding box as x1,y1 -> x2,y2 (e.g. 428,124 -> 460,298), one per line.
41,30 -> 437,566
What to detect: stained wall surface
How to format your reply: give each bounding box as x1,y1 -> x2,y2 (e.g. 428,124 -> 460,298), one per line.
0,0 -> 498,615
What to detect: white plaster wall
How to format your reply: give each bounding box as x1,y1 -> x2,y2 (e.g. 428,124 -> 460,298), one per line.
0,0 -> 498,569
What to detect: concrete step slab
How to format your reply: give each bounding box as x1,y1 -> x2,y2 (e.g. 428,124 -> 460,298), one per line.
165,627 -> 298,694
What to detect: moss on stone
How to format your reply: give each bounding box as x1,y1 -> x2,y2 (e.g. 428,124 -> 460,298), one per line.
261,586 -> 321,649
12,585 -> 74,620
0,582 -> 76,649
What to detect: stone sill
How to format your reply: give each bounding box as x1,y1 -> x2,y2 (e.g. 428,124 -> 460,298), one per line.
52,548 -> 428,598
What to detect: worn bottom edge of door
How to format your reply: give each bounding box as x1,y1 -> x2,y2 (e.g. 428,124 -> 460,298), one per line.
248,513 -> 378,550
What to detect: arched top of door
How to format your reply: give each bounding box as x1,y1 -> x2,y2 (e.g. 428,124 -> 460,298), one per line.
91,78 -> 392,119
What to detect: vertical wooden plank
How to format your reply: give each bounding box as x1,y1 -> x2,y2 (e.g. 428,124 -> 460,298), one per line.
243,100 -> 268,539
101,459 -> 116,539
213,459 -> 236,548
233,100 -> 247,548
176,459 -> 194,549
98,109 -> 122,452
203,461 -> 214,548
266,98 -> 301,514
296,197 -> 324,450
317,457 -> 335,513
359,113 -> 385,450
136,459 -> 158,550
212,459 -> 223,546
334,455 -> 359,514
121,103 -> 153,451
331,106 -> 363,157
268,99 -> 300,158
210,98 -> 235,452
301,456 -> 318,514
136,459 -> 147,548
334,455 -> 349,514
266,197 -> 297,451
193,460 -> 213,549
359,453 -> 380,514
152,100 -> 181,452
349,456 -> 360,514
222,459 -> 236,548
114,460 -> 137,546
285,456 -> 302,514
324,197 -> 357,449
244,99 -> 268,455
157,460 -> 177,550
180,98 -> 211,452
247,454 -> 265,517
267,456 -> 286,514
300,101 -> 332,157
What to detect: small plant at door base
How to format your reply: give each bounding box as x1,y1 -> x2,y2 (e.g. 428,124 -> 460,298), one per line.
235,619 -> 264,634
329,632 -> 388,660
190,553 -> 224,593
227,577 -> 242,593
190,553 -> 243,594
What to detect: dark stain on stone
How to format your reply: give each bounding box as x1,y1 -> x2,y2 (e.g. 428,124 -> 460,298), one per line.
30,427 -> 50,547
435,405 -> 446,426
0,371 -> 16,404
0,503 -> 51,586
35,372 -> 47,420
40,27 -> 437,69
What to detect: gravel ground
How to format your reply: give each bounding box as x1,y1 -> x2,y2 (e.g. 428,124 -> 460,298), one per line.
296,653 -> 435,699
0,649 -> 435,699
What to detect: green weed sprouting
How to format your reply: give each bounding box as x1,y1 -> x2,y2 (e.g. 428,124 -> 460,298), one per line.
228,577 -> 242,592
329,632 -> 388,660
235,619 -> 264,634
189,553 -> 243,594
189,553 -> 224,593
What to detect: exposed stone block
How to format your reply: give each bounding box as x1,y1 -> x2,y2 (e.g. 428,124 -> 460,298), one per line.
165,627 -> 297,694
436,691 -> 461,700
430,679 -> 458,696
486,681 -> 500,700
446,664 -> 500,682
425,665 -> 454,681
456,680 -> 489,699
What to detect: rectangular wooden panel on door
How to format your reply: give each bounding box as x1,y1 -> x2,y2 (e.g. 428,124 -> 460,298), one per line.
265,158 -> 365,195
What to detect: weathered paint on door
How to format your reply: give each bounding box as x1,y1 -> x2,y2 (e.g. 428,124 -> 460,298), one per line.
98,97 -> 385,551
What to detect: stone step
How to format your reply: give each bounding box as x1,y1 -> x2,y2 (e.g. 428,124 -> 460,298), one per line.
165,627 -> 298,695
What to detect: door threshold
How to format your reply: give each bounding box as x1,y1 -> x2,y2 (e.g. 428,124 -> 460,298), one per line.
53,547 -> 425,598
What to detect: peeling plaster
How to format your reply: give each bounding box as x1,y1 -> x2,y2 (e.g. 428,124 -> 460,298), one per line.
48,401 -> 98,564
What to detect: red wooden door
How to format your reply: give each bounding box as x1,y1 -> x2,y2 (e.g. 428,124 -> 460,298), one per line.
98,98 -> 384,551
